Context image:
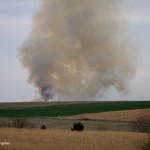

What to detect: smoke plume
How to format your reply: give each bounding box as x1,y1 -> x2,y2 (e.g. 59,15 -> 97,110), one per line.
20,0 -> 137,101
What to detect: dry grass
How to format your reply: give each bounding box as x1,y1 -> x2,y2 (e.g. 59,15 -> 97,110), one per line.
0,128 -> 146,150
66,109 -> 150,121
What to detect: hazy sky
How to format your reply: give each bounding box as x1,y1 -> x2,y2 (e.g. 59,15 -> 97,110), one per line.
0,0 -> 150,102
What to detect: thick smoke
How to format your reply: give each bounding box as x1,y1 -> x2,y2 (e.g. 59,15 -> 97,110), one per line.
20,0 -> 137,101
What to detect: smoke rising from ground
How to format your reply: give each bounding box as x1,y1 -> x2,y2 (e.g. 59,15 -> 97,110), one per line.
20,0 -> 137,101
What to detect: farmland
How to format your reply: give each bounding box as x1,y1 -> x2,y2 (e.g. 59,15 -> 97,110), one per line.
0,101 -> 150,117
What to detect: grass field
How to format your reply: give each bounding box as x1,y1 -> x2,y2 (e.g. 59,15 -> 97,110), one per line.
0,128 -> 146,150
0,101 -> 150,117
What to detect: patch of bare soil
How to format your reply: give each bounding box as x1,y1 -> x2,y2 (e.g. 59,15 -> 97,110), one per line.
0,101 -> 95,109
65,109 -> 150,121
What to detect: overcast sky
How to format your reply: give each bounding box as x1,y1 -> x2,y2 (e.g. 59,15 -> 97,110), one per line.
0,0 -> 150,102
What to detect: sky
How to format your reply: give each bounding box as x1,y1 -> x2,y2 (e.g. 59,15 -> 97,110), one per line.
0,0 -> 150,102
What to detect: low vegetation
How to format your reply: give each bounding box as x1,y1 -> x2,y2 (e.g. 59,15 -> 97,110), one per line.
0,118 -> 35,128
0,128 -> 146,150
137,138 -> 150,150
133,115 -> 150,133
0,121 -> 11,128
12,118 -> 35,128
132,115 -> 150,150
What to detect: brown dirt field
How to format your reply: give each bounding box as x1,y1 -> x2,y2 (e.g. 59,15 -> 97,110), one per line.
0,101 -> 94,109
65,109 -> 150,121
0,128 -> 146,150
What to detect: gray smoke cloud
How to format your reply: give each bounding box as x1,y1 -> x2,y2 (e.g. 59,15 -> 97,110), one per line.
19,0 -> 137,101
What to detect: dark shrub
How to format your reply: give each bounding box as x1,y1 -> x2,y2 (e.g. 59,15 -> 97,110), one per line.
71,122 -> 84,131
136,137 -> 150,150
41,124 -> 47,129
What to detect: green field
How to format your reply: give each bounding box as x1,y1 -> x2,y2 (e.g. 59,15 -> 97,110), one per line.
0,101 -> 150,117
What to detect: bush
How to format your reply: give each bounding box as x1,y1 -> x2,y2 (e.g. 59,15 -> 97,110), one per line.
0,121 -> 11,128
40,124 -> 47,129
137,137 -> 150,150
71,122 -> 84,131
12,118 -> 34,128
134,115 -> 150,150
133,115 -> 150,133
